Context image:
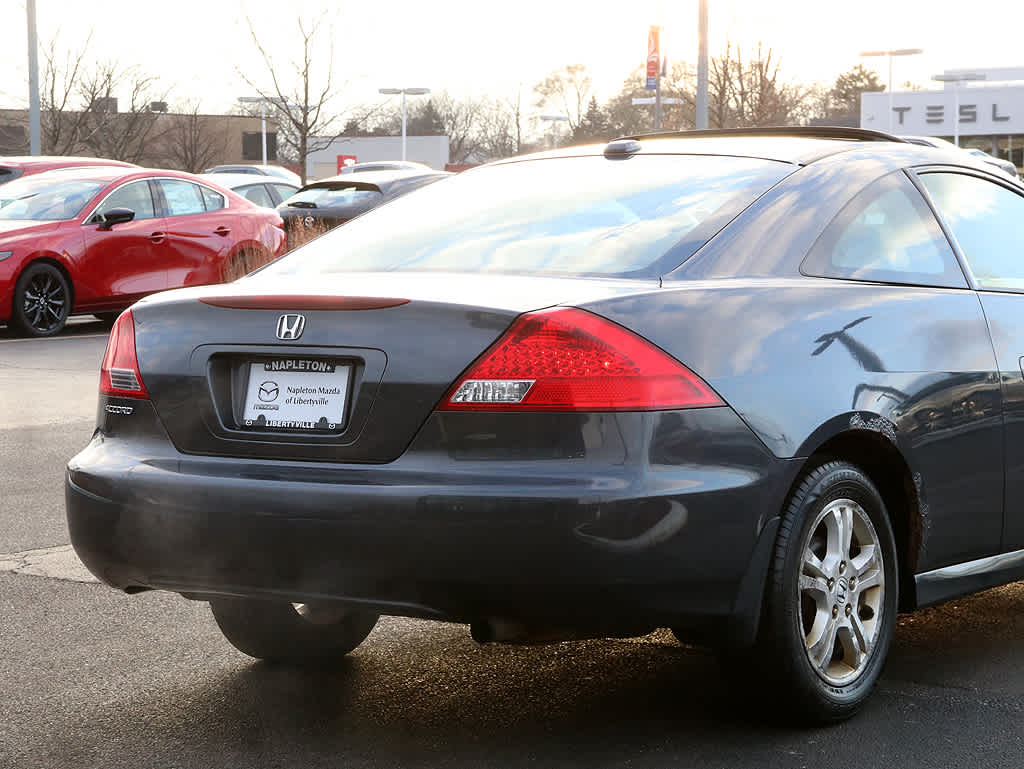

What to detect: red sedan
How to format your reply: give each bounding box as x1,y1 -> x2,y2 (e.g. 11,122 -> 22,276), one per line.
0,167 -> 286,336
0,155 -> 137,186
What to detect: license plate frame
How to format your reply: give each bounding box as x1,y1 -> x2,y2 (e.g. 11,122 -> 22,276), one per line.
239,358 -> 352,432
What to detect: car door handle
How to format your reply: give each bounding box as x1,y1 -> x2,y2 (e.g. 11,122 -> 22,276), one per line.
148,231 -> 166,244
214,226 -> 231,236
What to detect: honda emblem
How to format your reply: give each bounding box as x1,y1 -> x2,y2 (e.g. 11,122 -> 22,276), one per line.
276,314 -> 305,340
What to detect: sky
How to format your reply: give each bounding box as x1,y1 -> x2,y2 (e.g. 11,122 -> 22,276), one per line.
1,0 -> 1021,121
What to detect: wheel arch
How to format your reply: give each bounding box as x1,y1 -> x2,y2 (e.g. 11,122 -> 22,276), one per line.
13,254 -> 76,313
222,239 -> 270,281
791,427 -> 922,611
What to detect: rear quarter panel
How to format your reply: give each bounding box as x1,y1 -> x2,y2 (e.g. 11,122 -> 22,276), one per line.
582,279 -> 1002,574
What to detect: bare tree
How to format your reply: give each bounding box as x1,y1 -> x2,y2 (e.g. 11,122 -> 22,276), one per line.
40,31 -> 93,155
432,90 -> 484,164
162,101 -> 230,172
76,62 -> 166,163
242,14 -> 349,182
36,30 -> 167,161
534,64 -> 593,132
707,42 -> 811,128
474,89 -> 531,161
605,62 -> 697,137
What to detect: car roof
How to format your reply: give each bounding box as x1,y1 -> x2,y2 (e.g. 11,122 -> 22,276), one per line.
11,167 -> 246,189
304,169 -> 450,189
6,166 -> 141,183
339,161 -> 433,173
482,126 -> 1013,180
0,156 -> 136,170
205,164 -> 300,181
199,173 -> 297,190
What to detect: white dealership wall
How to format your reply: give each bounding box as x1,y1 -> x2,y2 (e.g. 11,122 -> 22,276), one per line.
861,84 -> 1024,137
305,135 -> 450,180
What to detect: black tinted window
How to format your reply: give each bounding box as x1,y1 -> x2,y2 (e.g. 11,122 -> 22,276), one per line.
262,155 -> 792,279
920,172 -> 1024,290
802,172 -> 965,288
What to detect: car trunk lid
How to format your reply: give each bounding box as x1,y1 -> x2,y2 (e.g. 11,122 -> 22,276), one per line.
130,272 -> 660,463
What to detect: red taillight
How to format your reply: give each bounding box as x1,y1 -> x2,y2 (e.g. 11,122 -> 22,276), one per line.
440,307 -> 722,412
99,310 -> 149,399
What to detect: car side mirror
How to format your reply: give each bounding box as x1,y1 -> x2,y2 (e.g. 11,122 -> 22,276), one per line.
97,207 -> 135,230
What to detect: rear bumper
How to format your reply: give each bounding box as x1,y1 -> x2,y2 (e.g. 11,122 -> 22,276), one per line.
66,403 -> 798,640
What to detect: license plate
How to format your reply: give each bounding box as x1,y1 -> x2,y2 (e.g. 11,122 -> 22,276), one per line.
241,359 -> 350,431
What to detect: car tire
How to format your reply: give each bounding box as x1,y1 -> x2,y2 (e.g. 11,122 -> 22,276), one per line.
11,262 -> 71,337
209,597 -> 379,663
759,460 -> 898,723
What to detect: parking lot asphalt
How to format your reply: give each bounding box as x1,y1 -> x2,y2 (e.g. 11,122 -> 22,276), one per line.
3,324 -> 1024,768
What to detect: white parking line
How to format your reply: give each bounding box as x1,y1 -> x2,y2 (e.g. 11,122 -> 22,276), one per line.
0,333 -> 109,344
0,545 -> 98,583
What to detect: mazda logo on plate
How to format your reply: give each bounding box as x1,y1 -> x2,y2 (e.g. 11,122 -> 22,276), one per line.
258,381 -> 279,402
304,215 -> 316,228
276,314 -> 305,340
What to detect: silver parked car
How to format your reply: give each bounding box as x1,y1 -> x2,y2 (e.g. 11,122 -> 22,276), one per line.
200,173 -> 299,208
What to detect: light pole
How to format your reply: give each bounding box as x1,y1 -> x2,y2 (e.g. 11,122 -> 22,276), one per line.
26,0 -> 40,155
540,115 -> 569,149
932,73 -> 986,147
379,87 -> 430,161
696,0 -> 708,130
238,95 -> 288,166
860,48 -> 924,133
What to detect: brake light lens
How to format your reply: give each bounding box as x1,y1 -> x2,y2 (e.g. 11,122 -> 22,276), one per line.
99,310 -> 149,399
440,308 -> 722,412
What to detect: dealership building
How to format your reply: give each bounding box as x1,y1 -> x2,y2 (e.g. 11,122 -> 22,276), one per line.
861,67 -> 1024,172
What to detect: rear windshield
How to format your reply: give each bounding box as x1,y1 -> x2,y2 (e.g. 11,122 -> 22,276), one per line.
262,154 -> 792,279
0,176 -> 106,220
284,185 -> 382,208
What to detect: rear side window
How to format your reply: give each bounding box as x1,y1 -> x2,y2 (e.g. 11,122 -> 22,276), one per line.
261,155 -> 793,279
919,172 -> 1024,291
159,180 -> 205,216
801,171 -> 966,288
200,186 -> 226,211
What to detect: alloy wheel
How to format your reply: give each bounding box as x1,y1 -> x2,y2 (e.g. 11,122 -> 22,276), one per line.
798,497 -> 885,686
22,272 -> 68,334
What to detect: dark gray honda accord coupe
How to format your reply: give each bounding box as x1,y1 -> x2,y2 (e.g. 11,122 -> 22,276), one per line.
67,127 -> 1024,722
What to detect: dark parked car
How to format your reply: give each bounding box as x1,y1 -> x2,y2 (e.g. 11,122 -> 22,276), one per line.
0,155 -> 136,186
68,127 -> 1024,723
0,167 -> 285,335
277,168 -> 451,247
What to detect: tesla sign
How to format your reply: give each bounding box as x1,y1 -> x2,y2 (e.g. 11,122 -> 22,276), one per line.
862,86 -> 1024,135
